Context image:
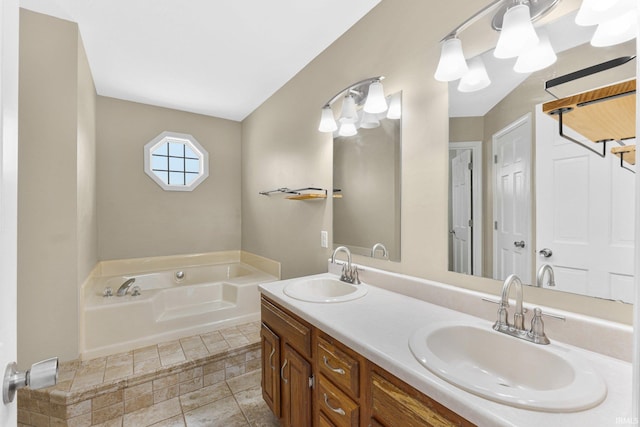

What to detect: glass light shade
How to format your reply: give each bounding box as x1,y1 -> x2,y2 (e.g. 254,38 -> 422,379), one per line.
339,95 -> 358,123
363,80 -> 388,114
575,0 -> 631,26
457,57 -> 491,92
591,11 -> 637,47
494,4 -> 539,59
434,38 -> 469,82
318,106 -> 338,132
338,122 -> 358,137
360,111 -> 380,129
386,92 -> 402,119
514,29 -> 557,73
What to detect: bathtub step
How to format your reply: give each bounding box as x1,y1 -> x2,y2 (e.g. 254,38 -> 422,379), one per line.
157,299 -> 236,321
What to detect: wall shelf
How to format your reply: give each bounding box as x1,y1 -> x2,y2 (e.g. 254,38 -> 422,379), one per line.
259,187 -> 328,200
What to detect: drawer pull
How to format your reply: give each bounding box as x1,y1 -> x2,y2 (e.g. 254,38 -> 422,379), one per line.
323,355 -> 345,375
323,392 -> 346,416
281,359 -> 288,384
268,348 -> 276,370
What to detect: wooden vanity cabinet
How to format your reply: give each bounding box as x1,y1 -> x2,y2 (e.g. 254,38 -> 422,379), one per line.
261,296 -> 313,427
260,296 -> 475,427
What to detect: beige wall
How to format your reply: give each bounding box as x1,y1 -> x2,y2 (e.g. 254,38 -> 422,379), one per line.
242,0 -> 633,323
18,10 -> 97,365
96,97 -> 242,260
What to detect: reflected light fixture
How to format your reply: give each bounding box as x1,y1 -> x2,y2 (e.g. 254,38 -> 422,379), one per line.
576,0 -> 637,47
434,37 -> 469,82
458,57 -> 491,92
514,28 -> 557,73
317,76 -> 401,136
386,92 -> 402,120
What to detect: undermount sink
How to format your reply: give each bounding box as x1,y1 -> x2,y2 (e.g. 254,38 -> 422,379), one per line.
283,277 -> 367,303
409,321 -> 607,412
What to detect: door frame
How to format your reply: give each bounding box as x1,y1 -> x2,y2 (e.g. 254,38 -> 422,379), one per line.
449,141 -> 483,276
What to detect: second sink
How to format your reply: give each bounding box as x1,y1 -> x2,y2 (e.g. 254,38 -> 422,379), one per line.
409,321 -> 607,412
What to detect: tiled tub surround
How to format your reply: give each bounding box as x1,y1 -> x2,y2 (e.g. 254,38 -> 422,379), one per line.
17,322 -> 278,426
260,265 -> 633,426
81,251 -> 280,360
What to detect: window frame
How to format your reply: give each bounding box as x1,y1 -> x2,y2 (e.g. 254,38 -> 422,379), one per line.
143,131 -> 209,192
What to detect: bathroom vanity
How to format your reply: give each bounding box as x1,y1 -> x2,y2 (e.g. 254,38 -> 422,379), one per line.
259,266 -> 632,427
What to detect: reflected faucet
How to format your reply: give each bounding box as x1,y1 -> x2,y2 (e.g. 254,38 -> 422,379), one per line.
331,246 -> 360,284
536,264 -> 556,288
116,278 -> 136,296
371,243 -> 388,259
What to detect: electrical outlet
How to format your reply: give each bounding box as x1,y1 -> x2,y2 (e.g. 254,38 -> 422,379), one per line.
321,231 -> 328,248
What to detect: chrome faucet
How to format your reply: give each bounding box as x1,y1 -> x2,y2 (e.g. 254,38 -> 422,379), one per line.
371,243 -> 388,259
536,264 -> 556,288
331,246 -> 360,284
492,274 -> 553,345
116,278 -> 136,296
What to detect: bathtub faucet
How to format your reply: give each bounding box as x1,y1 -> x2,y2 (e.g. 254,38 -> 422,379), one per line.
116,278 -> 136,296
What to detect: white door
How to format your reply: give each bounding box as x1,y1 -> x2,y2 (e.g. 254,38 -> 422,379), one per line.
536,106 -> 635,301
451,150 -> 473,274
0,0 -> 19,421
493,115 -> 532,282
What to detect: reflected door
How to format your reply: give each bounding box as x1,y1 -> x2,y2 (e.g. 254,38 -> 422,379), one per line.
493,115 -> 532,282
536,107 -> 635,302
451,150 -> 473,274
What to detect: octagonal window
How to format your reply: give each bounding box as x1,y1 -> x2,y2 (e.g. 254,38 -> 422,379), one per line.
144,131 -> 209,191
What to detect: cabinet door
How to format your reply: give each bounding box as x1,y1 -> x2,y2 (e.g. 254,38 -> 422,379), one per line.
281,344 -> 312,427
261,323 -> 280,417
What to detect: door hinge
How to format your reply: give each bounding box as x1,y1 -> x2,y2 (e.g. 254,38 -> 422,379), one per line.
494,154 -> 498,164
309,375 -> 314,388
468,161 -> 473,170
468,219 -> 473,227
494,221 -> 498,230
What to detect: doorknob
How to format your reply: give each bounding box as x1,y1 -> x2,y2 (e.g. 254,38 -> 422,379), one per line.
513,241 -> 525,248
539,248 -> 553,258
3,357 -> 58,404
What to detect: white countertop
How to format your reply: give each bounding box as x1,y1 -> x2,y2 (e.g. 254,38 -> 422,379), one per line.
259,272 -> 632,427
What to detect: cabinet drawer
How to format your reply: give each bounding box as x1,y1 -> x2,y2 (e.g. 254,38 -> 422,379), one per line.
261,296 -> 311,358
317,336 -> 359,398
317,374 -> 359,427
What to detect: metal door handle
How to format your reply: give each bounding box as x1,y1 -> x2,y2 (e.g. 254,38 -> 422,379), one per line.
514,241 -> 525,248
268,348 -> 276,370
539,248 -> 553,257
280,359 -> 288,384
323,393 -> 346,416
3,357 -> 58,404
323,356 -> 345,375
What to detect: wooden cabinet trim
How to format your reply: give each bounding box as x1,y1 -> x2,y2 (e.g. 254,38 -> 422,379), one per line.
317,374 -> 359,427
261,295 -> 312,358
316,334 -> 360,399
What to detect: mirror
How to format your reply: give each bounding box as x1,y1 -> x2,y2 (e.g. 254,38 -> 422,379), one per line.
333,93 -> 402,261
447,9 -> 636,303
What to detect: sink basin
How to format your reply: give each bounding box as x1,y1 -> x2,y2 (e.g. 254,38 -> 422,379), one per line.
283,277 -> 367,303
409,321 -> 607,412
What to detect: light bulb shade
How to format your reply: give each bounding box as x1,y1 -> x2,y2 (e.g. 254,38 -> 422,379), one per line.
360,111 -> 380,129
494,4 -> 539,59
591,11 -> 638,47
514,29 -> 557,73
386,92 -> 402,119
457,57 -> 491,92
318,106 -> 338,132
575,0 -> 632,26
339,95 -> 358,123
434,38 -> 469,82
363,80 -> 388,114
338,122 -> 358,137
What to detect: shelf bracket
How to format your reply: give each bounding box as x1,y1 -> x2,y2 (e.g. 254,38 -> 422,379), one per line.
549,108 -> 607,158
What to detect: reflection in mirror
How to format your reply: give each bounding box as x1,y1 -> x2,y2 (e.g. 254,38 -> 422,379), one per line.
447,8 -> 636,303
333,93 -> 401,261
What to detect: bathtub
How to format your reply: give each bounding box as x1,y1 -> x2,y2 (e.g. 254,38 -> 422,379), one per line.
81,260 -> 278,359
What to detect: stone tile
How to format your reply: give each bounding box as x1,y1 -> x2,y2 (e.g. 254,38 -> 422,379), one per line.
183,396 -> 249,427
50,412 -> 92,427
234,386 -> 279,427
160,351 -> 186,367
150,414 -> 186,427
226,336 -> 250,348
106,352 -> 133,369
179,336 -> 205,351
203,360 -> 225,375
104,365 -> 133,382
246,358 -> 261,373
225,363 -> 246,379
245,349 -> 261,362
158,340 -> 183,354
220,327 -> 243,340
17,409 -> 30,424
92,402 -> 124,425
124,391 -> 154,414
178,367 -> 203,383
124,381 -> 153,401
154,385 -> 179,403
92,416 -> 123,427
183,346 -> 209,361
134,357 -> 162,375
154,373 -> 179,390
179,382 -> 232,413
123,397 -> 182,427
203,369 -> 225,387
200,331 -> 224,346
179,377 -> 203,396
203,340 -> 230,354
225,354 -> 247,368
93,389 -> 124,410
50,398 -> 91,419
72,372 -> 105,390
227,371 -> 261,394
133,345 -> 160,363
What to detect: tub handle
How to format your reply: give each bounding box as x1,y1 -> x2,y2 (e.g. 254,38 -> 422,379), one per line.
280,359 -> 288,384
268,348 -> 276,370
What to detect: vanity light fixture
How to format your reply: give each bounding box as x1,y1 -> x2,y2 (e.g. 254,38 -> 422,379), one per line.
458,57 -> 491,92
493,2 -> 539,59
318,76 -> 400,136
513,28 -> 557,73
575,0 -> 637,47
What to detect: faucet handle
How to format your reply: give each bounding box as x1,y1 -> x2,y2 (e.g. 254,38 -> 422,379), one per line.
529,308 -> 551,344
